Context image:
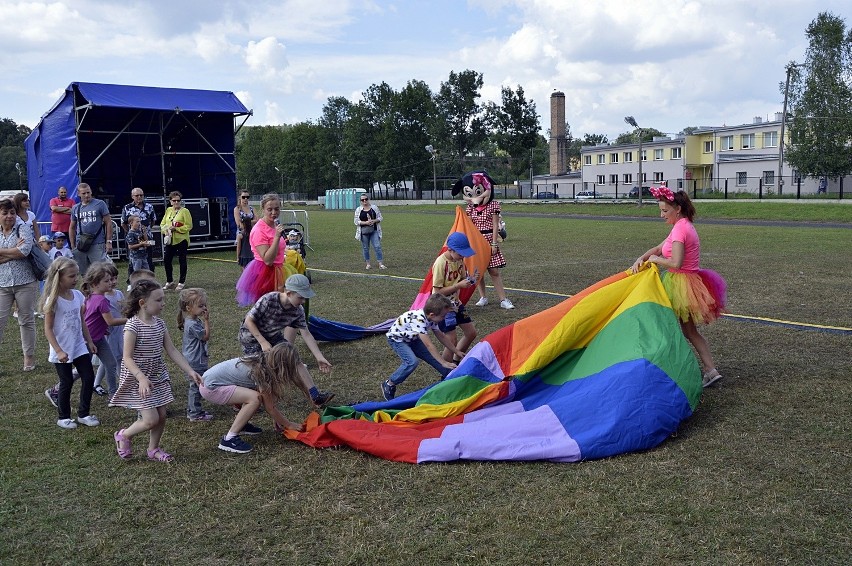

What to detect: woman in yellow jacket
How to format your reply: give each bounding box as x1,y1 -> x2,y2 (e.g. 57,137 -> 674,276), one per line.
160,191 -> 193,290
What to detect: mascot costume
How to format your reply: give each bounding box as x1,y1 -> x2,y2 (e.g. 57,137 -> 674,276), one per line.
452,171 -> 514,310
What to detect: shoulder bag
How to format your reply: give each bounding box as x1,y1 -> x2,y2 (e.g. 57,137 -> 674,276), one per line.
16,226 -> 52,280
74,204 -> 103,252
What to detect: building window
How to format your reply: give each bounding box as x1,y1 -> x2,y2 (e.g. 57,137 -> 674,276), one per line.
763,131 -> 778,147
640,150 -> 647,162
763,171 -> 775,185
654,149 -> 664,160
596,175 -> 605,185
609,174 -> 618,184
584,155 -> 592,165
624,152 -> 633,163
610,153 -> 619,164
721,136 -> 734,151
741,133 -> 755,149
597,154 -> 606,164
653,172 -> 664,182
671,147 -> 682,159
736,172 -> 747,186
623,173 -> 633,184
677,179 -> 684,189
704,140 -> 714,153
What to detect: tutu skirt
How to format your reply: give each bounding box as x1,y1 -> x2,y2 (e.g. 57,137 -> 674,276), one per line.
661,269 -> 727,324
236,254 -> 304,307
236,260 -> 285,306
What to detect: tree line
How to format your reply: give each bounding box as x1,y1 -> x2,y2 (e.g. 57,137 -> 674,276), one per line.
236,69 -> 558,198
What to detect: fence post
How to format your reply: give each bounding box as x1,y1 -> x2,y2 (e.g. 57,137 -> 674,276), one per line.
759,178 -> 763,200
724,179 -> 728,199
841,176 -> 845,200
797,177 -> 801,199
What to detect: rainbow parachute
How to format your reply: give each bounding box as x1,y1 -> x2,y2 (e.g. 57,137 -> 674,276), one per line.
288,266 -> 702,463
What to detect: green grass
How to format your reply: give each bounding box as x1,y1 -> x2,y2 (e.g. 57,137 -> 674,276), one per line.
1,204 -> 850,564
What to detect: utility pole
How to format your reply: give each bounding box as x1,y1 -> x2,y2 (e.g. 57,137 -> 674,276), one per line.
779,62 -> 799,195
625,116 -> 643,205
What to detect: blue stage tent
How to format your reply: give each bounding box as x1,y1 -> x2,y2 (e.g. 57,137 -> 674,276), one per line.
24,82 -> 252,229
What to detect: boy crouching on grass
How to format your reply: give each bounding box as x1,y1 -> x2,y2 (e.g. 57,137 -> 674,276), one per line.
380,293 -> 467,401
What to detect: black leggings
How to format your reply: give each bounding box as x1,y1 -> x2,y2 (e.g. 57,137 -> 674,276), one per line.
54,355 -> 95,420
163,239 -> 188,284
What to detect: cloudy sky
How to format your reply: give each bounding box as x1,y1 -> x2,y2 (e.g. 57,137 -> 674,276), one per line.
0,0 -> 845,140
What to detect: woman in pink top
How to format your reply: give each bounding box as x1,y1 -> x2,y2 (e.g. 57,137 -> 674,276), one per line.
631,186 -> 727,388
235,193 -> 290,306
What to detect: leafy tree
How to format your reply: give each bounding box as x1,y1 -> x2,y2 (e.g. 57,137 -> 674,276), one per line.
0,118 -> 30,192
486,85 -> 541,179
564,123 -> 583,172
235,125 -> 288,193
785,11 -> 852,178
318,96 -> 352,160
582,133 -> 608,146
614,127 -> 665,145
434,70 -> 488,171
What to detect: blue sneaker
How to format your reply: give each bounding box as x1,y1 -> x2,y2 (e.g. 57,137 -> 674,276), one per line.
240,422 -> 263,436
312,390 -> 335,408
218,435 -> 253,454
381,380 -> 396,401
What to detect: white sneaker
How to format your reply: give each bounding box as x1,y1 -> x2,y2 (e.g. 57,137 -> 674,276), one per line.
126,284 -> 132,291
475,297 -> 488,307
176,283 -> 185,291
500,299 -> 515,310
57,418 -> 77,429
702,369 -> 723,388
77,415 -> 101,427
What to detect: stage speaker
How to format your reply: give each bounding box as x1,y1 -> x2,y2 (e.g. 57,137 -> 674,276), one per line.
209,197 -> 230,239
182,198 -> 210,238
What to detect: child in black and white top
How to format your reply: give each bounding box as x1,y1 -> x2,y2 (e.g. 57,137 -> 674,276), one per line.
380,293 -> 466,401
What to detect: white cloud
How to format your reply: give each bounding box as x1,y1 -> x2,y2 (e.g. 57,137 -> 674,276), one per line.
264,100 -> 282,124
234,90 -> 253,109
244,36 -> 289,81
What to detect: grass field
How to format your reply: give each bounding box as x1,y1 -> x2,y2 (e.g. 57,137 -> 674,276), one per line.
1,202 -> 850,564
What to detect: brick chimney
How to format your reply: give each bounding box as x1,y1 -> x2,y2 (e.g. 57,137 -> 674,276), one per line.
550,92 -> 567,175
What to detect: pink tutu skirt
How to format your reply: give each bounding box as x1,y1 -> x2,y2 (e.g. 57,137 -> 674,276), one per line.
236,260 -> 286,306
661,269 -> 727,324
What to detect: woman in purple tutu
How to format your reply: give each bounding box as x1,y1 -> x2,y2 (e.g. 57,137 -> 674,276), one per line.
235,193 -> 291,307
631,186 -> 727,388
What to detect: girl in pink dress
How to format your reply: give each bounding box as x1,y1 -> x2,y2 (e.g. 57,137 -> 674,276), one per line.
631,186 -> 727,388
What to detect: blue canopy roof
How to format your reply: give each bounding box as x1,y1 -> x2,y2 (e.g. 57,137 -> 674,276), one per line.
74,82 -> 249,114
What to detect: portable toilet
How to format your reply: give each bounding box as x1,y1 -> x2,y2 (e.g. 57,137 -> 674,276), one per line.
355,188 -> 367,205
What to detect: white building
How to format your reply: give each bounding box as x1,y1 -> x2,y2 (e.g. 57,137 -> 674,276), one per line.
581,115 -> 844,197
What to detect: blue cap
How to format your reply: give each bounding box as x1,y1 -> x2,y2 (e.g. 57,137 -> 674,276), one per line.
446,232 -> 475,257
53,232 -> 67,240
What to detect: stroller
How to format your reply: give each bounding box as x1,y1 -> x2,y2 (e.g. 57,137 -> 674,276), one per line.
282,223 -> 307,259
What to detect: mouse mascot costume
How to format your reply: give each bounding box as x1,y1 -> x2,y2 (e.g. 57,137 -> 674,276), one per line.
452,171 -> 514,310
